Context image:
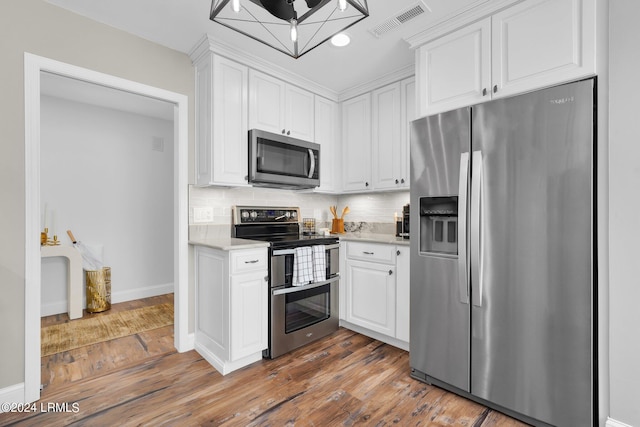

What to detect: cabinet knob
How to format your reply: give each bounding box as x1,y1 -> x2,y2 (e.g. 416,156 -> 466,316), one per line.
282,129 -> 286,134
388,270 -> 393,275
396,250 -> 400,256
482,88 -> 487,96
401,178 -> 405,184
493,85 -> 498,94
395,179 -> 399,184
264,276 -> 269,282
287,130 -> 291,135
363,251 -> 374,255
365,182 -> 369,187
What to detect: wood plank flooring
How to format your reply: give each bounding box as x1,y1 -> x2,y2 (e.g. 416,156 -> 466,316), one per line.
1,295 -> 528,426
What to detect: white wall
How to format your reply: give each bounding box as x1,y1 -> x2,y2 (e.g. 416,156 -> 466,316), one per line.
189,186 -> 409,225
40,95 -> 174,314
0,0 -> 194,390
608,1 -> 640,425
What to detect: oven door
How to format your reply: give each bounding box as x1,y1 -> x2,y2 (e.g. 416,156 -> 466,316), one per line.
267,277 -> 339,359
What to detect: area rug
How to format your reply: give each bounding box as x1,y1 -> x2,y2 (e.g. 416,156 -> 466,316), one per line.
41,303 -> 174,357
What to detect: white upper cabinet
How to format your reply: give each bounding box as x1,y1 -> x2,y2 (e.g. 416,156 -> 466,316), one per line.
416,0 -> 595,116
400,77 -> 416,189
491,0 -> 595,99
371,82 -> 402,190
416,19 -> 491,117
195,53 -> 249,186
341,93 -> 372,192
314,96 -> 341,193
249,70 -> 315,142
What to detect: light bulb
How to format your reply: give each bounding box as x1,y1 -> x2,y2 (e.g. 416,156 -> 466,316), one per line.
231,0 -> 240,13
338,0 -> 347,12
290,19 -> 298,42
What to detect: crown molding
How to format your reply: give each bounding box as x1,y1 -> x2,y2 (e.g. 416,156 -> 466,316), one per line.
404,0 -> 525,49
338,64 -> 415,102
189,34 -> 340,102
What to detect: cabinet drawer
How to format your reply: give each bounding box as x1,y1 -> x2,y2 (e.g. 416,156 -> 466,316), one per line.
230,249 -> 268,274
346,242 -> 396,264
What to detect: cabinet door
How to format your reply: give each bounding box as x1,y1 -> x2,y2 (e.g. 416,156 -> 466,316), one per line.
341,93 -> 372,192
195,55 -> 213,186
395,246 -> 410,343
345,259 -> 396,336
315,96 -> 341,193
230,271 -> 268,361
491,0 -> 595,99
416,18 -> 491,117
212,56 -> 249,185
400,77 -> 415,189
249,70 -> 285,134
372,82 -> 402,190
285,85 -> 315,141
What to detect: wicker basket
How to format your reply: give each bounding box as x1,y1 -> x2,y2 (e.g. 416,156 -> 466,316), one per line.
86,267 -> 111,313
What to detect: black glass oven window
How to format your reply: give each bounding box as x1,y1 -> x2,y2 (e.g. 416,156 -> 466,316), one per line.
284,284 -> 330,334
257,138 -> 311,178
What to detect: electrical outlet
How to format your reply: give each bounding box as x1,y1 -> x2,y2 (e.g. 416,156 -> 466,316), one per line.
193,207 -> 214,223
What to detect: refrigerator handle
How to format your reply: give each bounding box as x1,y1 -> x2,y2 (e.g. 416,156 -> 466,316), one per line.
457,152 -> 470,304
471,150 -> 483,307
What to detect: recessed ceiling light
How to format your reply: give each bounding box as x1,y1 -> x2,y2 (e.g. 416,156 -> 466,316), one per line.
330,33 -> 351,47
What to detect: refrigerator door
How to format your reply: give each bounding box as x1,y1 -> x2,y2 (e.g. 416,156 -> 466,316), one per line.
410,108 -> 471,391
470,80 -> 594,426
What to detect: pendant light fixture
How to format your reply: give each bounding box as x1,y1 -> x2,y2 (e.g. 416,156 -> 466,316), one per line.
210,0 -> 369,59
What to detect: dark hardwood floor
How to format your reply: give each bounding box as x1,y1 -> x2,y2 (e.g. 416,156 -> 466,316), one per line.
1,294 -> 527,426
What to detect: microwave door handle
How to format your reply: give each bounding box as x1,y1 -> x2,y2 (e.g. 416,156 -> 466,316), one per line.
307,149 -> 316,179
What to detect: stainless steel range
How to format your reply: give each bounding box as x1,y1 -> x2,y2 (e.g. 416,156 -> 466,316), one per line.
232,206 -> 340,359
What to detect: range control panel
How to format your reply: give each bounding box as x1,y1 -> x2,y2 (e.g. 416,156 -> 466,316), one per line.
233,206 -> 300,224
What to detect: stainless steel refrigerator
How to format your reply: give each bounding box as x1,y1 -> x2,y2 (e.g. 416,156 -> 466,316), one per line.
409,79 -> 596,427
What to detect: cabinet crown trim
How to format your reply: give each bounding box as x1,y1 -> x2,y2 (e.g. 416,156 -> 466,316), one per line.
404,0 -> 524,49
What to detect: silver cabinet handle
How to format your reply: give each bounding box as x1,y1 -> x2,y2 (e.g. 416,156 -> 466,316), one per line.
244,260 -> 259,264
471,150 -> 484,307
363,251 -> 374,255
458,152 -> 470,304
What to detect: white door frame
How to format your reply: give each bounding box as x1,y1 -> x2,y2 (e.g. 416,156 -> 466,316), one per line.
23,52 -> 191,403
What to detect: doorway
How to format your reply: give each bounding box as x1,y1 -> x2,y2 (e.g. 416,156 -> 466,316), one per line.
24,53 -> 189,403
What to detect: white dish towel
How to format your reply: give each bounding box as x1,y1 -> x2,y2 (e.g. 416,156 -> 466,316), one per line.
312,245 -> 327,283
293,246 -> 314,286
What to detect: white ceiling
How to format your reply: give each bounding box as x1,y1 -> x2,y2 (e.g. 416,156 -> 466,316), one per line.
45,0 -> 485,94
41,72 -> 175,120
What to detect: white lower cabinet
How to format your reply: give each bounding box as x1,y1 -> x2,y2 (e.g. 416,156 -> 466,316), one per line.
341,241 -> 409,350
194,246 -> 268,375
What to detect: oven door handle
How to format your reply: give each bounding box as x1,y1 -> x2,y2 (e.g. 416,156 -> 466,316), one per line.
272,243 -> 340,256
272,275 -> 340,296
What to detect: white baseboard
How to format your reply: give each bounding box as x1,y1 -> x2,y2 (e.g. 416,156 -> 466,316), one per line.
0,383 -> 26,412
607,417 -> 634,427
41,282 -> 174,316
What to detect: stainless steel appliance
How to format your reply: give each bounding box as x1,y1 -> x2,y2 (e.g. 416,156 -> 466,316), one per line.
409,79 -> 596,427
248,129 -> 320,189
233,206 -> 339,358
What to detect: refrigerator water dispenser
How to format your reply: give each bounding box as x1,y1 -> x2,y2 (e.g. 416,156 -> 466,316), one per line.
419,196 -> 458,255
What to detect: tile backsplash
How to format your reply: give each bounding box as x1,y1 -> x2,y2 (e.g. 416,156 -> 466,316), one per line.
189,186 -> 409,226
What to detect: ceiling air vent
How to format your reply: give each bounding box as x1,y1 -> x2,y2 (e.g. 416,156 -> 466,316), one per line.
368,1 -> 431,38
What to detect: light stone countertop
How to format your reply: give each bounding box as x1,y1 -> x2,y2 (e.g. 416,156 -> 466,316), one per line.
188,237 -> 270,251
338,232 -> 410,246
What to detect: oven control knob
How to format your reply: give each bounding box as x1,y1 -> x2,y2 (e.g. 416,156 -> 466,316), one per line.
285,211 -> 291,219
241,211 -> 249,220
250,211 -> 257,220
291,211 -> 297,219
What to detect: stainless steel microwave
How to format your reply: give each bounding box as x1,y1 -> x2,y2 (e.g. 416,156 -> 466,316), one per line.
248,129 -> 320,189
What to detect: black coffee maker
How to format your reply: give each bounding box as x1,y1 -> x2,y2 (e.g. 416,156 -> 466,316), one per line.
396,204 -> 410,239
